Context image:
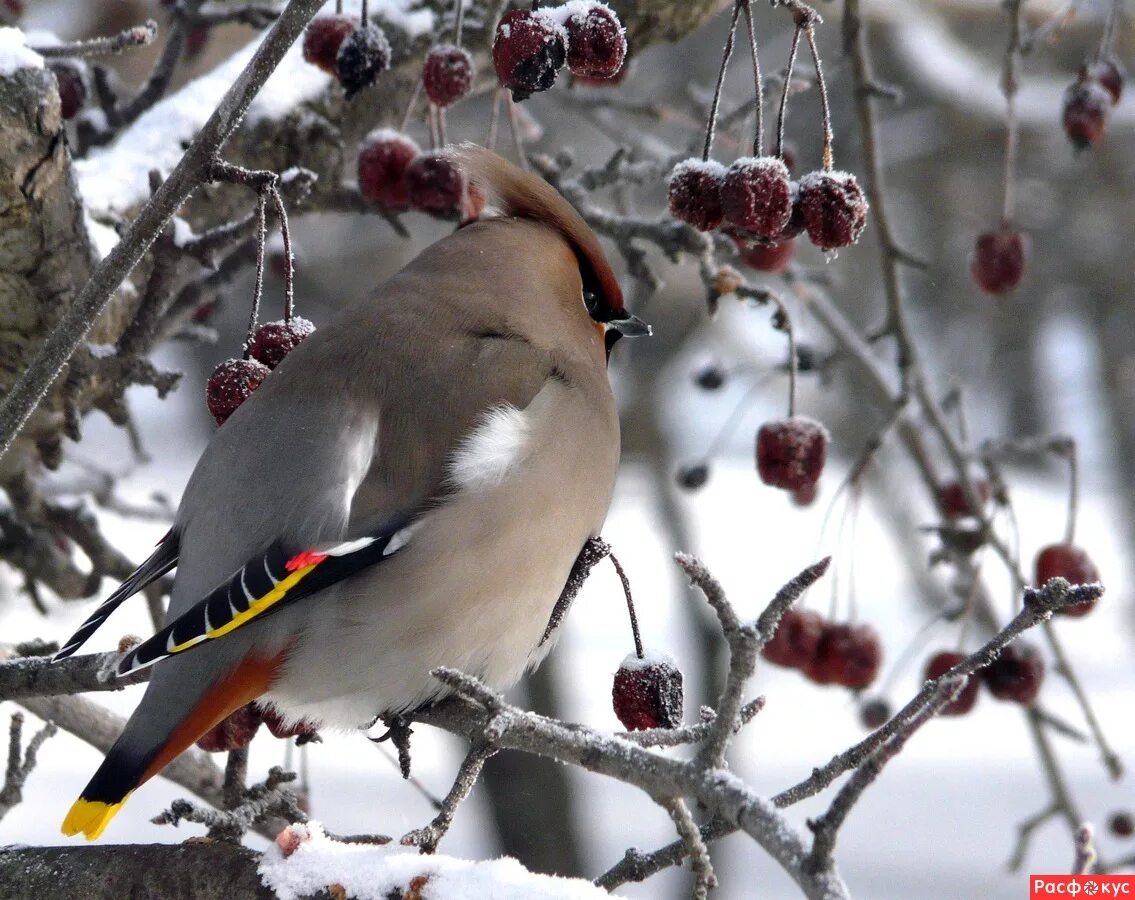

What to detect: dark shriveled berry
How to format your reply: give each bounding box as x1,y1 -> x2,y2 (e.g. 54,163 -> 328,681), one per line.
1035,543 -> 1101,617
206,358 -> 270,425
983,642 -> 1044,705
938,478 -> 992,519
733,234 -> 795,274
357,129 -> 420,208
565,3 -> 627,81
805,623 -> 882,690
612,654 -> 684,730
667,159 -> 726,232
303,14 -> 358,75
798,171 -> 868,250
195,703 -> 262,752
722,156 -> 792,239
971,228 -> 1028,295
248,317 -> 315,370
676,462 -> 709,491
1109,811 -> 1135,839
694,365 -> 726,390
1081,58 -> 1125,104
761,608 -> 824,669
49,61 -> 87,120
756,417 -> 828,492
859,697 -> 891,729
1062,79 -> 1111,149
404,152 -> 467,217
336,23 -> 391,99
422,44 -> 475,107
923,651 -> 979,716
492,9 -> 566,101
259,705 -> 320,741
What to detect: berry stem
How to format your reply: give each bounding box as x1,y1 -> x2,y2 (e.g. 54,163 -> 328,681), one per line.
765,292 -> 799,418
1064,441 -> 1079,545
740,0 -> 764,157
704,377 -> 767,459
701,1 -> 743,162
802,25 -> 834,171
438,105 -> 449,147
1000,0 -> 1023,224
1099,0 -> 1122,61
428,102 -> 440,149
400,76 -> 422,132
244,192 -> 268,360
269,187 -> 295,321
486,86 -> 504,150
609,552 -> 643,659
454,0 -> 465,48
774,26 -> 801,160
335,0 -> 342,12
361,0 -> 368,24
506,93 -> 530,170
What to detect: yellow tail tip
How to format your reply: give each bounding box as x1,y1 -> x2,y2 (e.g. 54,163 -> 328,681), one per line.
61,797 -> 127,840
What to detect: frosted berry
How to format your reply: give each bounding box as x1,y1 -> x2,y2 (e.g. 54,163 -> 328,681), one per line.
336,23 -> 391,99
756,417 -> 828,492
1035,543 -> 1100,617
612,654 -> 684,730
805,623 -> 882,689
492,9 -> 566,101
49,61 -> 86,120
761,608 -> 823,669
791,481 -> 818,507
676,462 -> 709,491
1062,79 -> 1111,149
260,706 -> 320,741
667,159 -> 726,232
206,358 -> 270,425
422,44 -> 474,107
982,642 -> 1044,705
248,318 -> 315,370
971,228 -> 1027,294
798,171 -> 869,250
1109,811 -> 1135,838
939,478 -> 991,519
734,234 -> 795,274
357,130 -> 420,208
1081,58 -> 1125,104
565,3 -> 626,81
303,14 -> 357,75
859,697 -> 891,729
196,703 -> 262,752
923,651 -> 979,716
722,156 -> 792,238
404,152 -> 467,217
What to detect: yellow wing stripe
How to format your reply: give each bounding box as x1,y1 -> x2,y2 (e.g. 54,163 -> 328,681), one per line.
166,562 -> 320,654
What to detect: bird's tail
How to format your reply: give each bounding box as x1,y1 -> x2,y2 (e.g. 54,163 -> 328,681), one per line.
62,652 -> 280,839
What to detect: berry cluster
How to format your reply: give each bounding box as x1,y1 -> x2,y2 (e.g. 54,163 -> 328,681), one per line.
611,652 -> 684,731
302,12 -> 391,98
492,2 -> 626,101
1062,57 -> 1124,150
762,609 -> 882,690
357,129 -> 484,221
913,640 -> 1046,719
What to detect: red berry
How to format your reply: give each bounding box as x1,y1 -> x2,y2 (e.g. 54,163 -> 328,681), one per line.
336,23 -> 391,99
733,235 -> 796,274
667,159 -> 726,232
791,480 -> 818,507
247,318 -> 315,370
1035,543 -> 1100,617
805,623 -> 882,689
938,479 -> 991,519
565,3 -> 626,81
971,228 -> 1028,294
676,462 -> 709,491
357,129 -> 420,208
761,608 -> 824,669
722,156 -> 793,238
2,0 -> 25,20
798,170 -> 869,251
404,151 -> 468,217
756,417 -> 828,492
186,27 -> 210,59
1109,811 -> 1135,838
982,642 -> 1044,705
195,703 -> 262,752
206,358 -> 270,426
859,697 -> 891,729
259,705 -> 320,741
1081,58 -> 1125,104
492,9 -> 567,101
1062,79 -> 1111,149
422,44 -> 474,107
923,651 -> 979,716
48,61 -> 86,120
612,653 -> 684,730
303,14 -> 358,75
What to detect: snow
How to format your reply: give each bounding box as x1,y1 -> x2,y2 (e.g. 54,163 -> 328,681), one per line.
798,169 -> 859,191
0,27 -> 43,74
668,157 -> 728,182
618,649 -> 677,671
259,822 -> 625,900
728,155 -> 790,178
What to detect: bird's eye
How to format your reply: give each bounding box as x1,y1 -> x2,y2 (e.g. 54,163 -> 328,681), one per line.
583,290 -> 600,317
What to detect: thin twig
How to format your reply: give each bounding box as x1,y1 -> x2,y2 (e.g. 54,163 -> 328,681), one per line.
33,21 -> 157,58
400,741 -> 496,853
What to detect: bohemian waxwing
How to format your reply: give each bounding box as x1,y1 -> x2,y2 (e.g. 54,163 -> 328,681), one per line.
55,144 -> 648,840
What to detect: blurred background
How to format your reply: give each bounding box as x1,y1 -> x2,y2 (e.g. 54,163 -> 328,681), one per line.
1,0 -> 1133,897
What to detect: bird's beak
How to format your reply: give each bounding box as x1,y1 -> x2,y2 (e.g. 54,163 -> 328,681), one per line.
607,313 -> 652,337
